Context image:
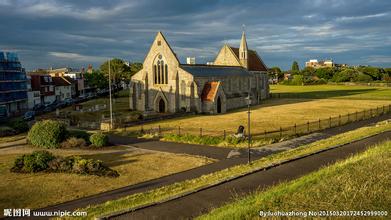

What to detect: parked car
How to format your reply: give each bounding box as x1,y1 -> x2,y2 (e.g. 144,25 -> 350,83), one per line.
23,111 -> 35,121
64,98 -> 74,105
43,106 -> 53,113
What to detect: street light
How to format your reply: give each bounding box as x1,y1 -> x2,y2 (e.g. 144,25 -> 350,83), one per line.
108,59 -> 113,130
245,95 -> 251,164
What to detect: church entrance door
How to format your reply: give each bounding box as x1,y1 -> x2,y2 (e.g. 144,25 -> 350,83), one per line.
217,96 -> 222,113
158,98 -> 166,113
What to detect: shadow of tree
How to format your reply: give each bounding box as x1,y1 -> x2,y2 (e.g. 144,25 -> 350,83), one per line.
81,150 -> 148,168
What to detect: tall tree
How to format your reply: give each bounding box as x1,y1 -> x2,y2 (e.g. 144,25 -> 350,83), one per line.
291,61 -> 300,72
100,58 -> 131,86
84,70 -> 108,89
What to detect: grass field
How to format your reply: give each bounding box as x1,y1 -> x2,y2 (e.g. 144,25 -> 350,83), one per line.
271,84 -> 391,100
78,120 -> 391,219
0,144 -> 213,211
118,99 -> 391,137
198,140 -> 391,220
114,85 -> 391,137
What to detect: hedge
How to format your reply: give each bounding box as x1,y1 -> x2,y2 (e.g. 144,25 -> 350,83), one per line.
90,132 -> 109,147
27,120 -> 68,149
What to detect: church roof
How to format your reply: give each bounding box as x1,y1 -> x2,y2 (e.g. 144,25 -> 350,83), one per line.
180,64 -> 251,77
201,81 -> 220,102
229,47 -> 268,71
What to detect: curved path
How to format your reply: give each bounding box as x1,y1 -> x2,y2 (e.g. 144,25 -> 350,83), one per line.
112,130 -> 391,220
35,113 -> 390,215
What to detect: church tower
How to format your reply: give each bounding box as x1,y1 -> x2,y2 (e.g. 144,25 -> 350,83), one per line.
239,31 -> 248,69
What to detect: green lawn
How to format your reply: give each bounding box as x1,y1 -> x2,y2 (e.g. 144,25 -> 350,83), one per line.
198,140 -> 391,220
77,120 -> 391,219
270,84 -> 391,100
0,145 -> 213,211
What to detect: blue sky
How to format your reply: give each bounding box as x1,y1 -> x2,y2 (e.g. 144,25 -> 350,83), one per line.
1,0 -> 390,71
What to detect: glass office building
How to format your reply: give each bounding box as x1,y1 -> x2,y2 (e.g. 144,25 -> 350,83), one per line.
0,51 -> 28,118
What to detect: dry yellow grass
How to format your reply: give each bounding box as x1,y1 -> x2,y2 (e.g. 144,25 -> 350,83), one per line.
121,98 -> 391,136
0,145 -> 212,210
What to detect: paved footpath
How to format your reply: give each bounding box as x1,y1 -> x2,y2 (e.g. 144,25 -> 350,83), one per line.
36,113 -> 390,214
113,130 -> 391,220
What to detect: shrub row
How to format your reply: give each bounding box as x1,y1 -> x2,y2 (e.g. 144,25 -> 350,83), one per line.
27,120 -> 109,149
11,150 -> 119,177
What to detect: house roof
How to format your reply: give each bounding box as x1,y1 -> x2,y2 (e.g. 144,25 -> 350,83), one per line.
201,81 -> 220,101
229,47 -> 268,71
180,64 -> 251,77
52,76 -> 72,86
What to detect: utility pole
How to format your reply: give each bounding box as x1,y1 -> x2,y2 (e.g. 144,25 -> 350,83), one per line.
109,59 -> 113,130
246,95 -> 251,164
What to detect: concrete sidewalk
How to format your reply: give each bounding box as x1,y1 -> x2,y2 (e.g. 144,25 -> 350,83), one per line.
36,113 -> 390,215
112,131 -> 391,220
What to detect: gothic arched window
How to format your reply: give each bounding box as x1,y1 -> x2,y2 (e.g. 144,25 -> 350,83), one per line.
153,55 -> 168,85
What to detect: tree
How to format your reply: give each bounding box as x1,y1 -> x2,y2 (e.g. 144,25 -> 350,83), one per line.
268,66 -> 284,81
291,61 -> 300,72
130,62 -> 143,76
100,58 -> 131,86
84,70 -> 108,89
315,67 -> 335,80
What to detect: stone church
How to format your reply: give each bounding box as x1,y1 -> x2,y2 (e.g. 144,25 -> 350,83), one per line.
130,31 -> 269,114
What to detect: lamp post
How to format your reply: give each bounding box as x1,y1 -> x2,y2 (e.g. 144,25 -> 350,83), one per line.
108,59 -> 113,130
246,95 -> 251,164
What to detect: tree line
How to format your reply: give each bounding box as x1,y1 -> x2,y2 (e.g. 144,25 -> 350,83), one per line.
269,61 -> 391,85
84,58 -> 143,89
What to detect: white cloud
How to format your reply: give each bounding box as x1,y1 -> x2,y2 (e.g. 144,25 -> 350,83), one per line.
49,52 -> 107,62
366,55 -> 391,63
0,0 -> 11,6
289,23 -> 338,37
336,12 -> 389,22
15,0 -> 137,20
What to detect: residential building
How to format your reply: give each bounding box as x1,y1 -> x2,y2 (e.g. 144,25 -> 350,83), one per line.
29,74 -> 56,105
48,67 -> 84,96
0,51 -> 28,118
52,76 -> 75,101
130,31 -> 269,114
305,59 -> 334,69
186,57 -> 196,65
26,75 -> 41,109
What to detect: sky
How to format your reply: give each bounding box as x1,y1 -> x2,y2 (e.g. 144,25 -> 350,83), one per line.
1,0 -> 391,71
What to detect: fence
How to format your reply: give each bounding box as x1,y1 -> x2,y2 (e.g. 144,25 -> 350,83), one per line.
125,104 -> 391,141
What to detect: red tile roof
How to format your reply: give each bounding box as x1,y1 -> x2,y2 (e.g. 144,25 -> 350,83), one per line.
229,47 -> 268,71
201,81 -> 220,102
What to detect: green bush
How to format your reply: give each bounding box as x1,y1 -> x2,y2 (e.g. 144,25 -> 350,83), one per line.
11,150 -> 55,173
90,132 -> 109,147
27,120 -> 68,148
8,119 -> 29,133
60,137 -> 86,148
68,130 -> 91,144
11,151 -> 119,177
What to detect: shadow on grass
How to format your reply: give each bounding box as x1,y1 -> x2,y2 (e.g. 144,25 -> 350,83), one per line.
81,150 -> 148,168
